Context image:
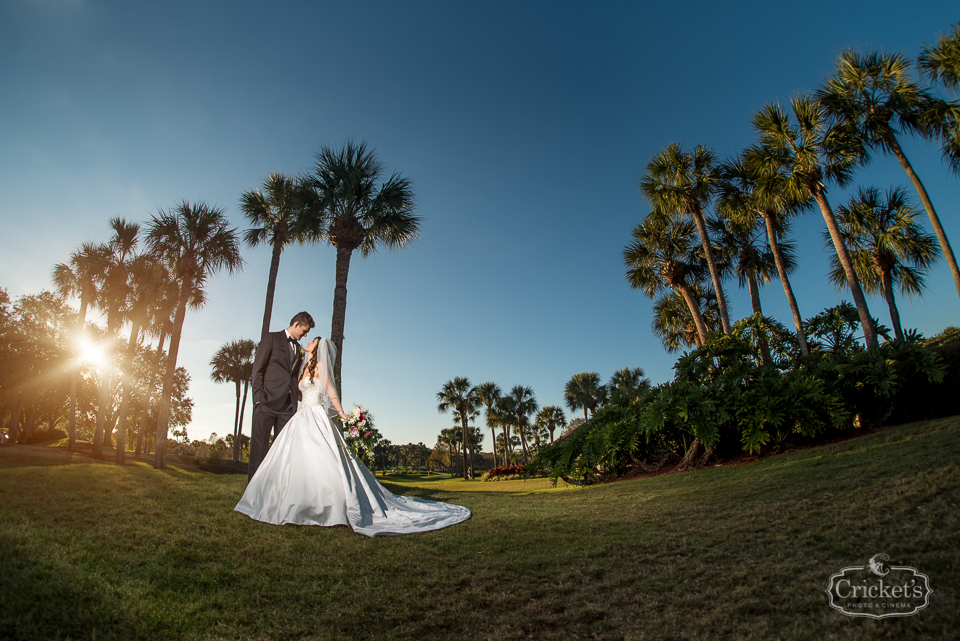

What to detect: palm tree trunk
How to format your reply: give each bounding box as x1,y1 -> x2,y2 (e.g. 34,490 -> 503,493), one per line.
114,320 -> 143,464
747,274 -> 773,365
882,270 -> 904,342
691,206 -> 732,334
93,371 -> 112,457
136,332 -> 166,456
155,285 -> 191,470
502,425 -> 511,465
330,246 -> 353,397
762,212 -> 809,356
232,377 -> 242,461
67,296 -> 90,451
517,420 -> 529,464
811,186 -> 879,349
887,135 -> 960,300
236,379 -> 250,463
260,237 -> 284,340
460,414 -> 471,479
676,282 -> 709,345
488,424 -> 498,467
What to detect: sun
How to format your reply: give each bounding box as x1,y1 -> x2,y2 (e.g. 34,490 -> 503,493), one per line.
77,337 -> 109,370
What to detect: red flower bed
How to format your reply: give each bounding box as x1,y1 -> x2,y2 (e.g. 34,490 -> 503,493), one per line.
487,465 -> 525,478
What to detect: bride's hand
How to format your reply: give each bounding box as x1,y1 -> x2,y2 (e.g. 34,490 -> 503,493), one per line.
338,410 -> 348,421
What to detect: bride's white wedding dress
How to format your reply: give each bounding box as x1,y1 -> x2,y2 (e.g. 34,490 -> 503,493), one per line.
235,365 -> 470,537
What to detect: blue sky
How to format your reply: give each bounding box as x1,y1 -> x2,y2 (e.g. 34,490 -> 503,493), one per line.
2,1 -> 958,447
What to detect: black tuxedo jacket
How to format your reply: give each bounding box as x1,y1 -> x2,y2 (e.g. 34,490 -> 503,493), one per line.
252,330 -> 303,412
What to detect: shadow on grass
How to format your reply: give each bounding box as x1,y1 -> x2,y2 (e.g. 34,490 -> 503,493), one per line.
0,539 -> 179,640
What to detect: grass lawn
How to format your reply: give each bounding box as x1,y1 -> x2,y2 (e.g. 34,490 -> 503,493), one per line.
1,416 -> 958,640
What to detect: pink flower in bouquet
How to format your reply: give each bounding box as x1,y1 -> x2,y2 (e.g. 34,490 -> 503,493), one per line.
349,426 -> 359,437
364,432 -> 371,439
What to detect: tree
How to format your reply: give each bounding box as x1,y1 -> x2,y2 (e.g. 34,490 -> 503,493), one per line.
241,173 -> 313,340
92,218 -> 141,456
474,381 -> 502,468
436,377 -> 479,479
717,156 -> 810,355
652,284 -> 722,352
302,141 -> 420,396
146,201 -> 243,469
818,50 -> 960,300
210,339 -> 257,463
608,367 -> 651,403
113,256 -> 170,464
624,213 -> 711,344
919,22 -> 960,92
747,97 -> 878,349
504,385 -> 537,464
827,186 -> 940,341
640,143 -> 732,334
51,242 -> 110,450
563,372 -> 606,422
536,405 -> 566,444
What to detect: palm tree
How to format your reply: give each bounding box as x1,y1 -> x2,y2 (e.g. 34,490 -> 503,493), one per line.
210,340 -> 244,461
818,50 -> 960,301
241,173 -> 313,340
624,213 -> 711,344
436,377 -> 479,479
608,367 -> 651,402
93,218 -> 141,457
145,201 -> 243,469
492,396 -> 516,466
717,156 -> 810,355
504,385 -> 538,464
651,284 -> 723,352
919,22 -> 960,174
640,144 -> 732,334
113,256 -> 169,464
301,141 -> 420,396
51,242 -> 108,450
827,186 -> 940,341
536,405 -> 566,444
234,339 -> 255,462
919,22 -> 960,90
473,381 -> 502,468
563,372 -> 606,422
747,97 -> 878,349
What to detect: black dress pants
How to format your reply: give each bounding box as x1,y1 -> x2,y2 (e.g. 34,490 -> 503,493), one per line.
248,401 -> 294,481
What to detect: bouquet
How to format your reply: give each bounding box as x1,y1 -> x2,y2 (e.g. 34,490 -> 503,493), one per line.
340,405 -> 380,464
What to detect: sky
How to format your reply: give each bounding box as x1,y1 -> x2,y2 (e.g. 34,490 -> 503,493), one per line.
2,1 -> 959,448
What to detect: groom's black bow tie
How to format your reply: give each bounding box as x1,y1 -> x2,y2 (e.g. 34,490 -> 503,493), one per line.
287,336 -> 298,344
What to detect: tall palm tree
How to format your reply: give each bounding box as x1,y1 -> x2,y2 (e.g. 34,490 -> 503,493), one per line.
608,367 -> 651,402
624,213 -> 710,344
492,396 -> 515,465
717,156 -> 810,355
640,144 -> 732,334
145,201 -> 243,469
301,141 -> 420,396
474,381 -> 502,468
827,186 -> 940,341
436,377 -> 479,479
113,256 -> 169,464
536,405 -> 566,444
563,372 -> 606,422
504,385 -> 538,465
818,50 -> 960,301
51,242 -> 108,450
93,218 -> 141,456
241,173 -> 313,340
651,285 -> 722,352
747,97 -> 878,349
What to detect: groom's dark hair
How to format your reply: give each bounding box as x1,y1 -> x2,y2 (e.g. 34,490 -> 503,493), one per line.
290,311 -> 315,329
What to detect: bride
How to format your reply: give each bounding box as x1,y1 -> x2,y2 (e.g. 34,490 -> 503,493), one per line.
235,336 -> 471,537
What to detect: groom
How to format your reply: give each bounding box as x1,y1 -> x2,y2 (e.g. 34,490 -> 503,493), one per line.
249,311 -> 315,481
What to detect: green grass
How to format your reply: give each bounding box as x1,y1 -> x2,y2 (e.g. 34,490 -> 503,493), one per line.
1,416 -> 958,640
